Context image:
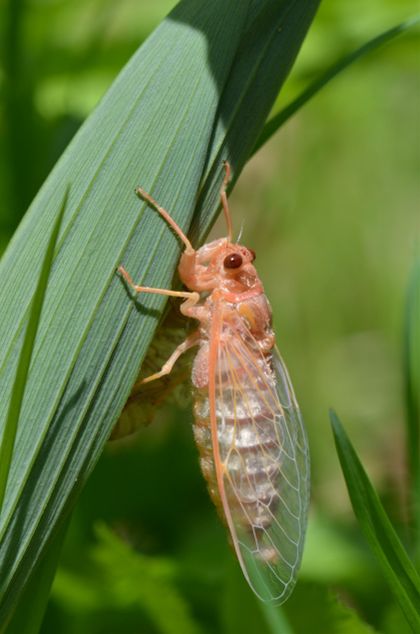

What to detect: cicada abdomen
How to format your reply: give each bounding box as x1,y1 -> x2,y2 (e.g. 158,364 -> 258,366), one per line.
192,302 -> 309,603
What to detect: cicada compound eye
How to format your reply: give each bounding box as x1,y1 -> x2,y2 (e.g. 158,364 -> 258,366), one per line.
223,252 -> 243,270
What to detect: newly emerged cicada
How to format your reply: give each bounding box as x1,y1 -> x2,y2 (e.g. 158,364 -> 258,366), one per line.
117,163 -> 310,604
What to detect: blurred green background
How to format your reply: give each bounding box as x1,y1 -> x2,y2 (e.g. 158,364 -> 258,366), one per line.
1,1 -> 419,632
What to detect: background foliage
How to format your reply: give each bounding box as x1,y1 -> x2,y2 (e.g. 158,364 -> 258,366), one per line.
0,1 -> 419,633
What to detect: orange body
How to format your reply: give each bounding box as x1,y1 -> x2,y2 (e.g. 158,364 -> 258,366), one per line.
118,163 -> 310,604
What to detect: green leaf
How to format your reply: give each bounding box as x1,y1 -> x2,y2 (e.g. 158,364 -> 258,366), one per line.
50,523 -> 202,634
330,411 -> 420,632
0,0 -> 321,625
332,598 -> 378,634
285,583 -> 378,634
0,188 -> 68,513
0,189 -> 68,634
93,524 -> 202,634
3,520 -> 68,634
260,603 -> 295,634
253,16 -> 420,155
404,256 -> 420,550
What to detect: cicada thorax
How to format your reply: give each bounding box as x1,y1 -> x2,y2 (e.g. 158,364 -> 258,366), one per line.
110,304 -> 194,440
192,308 -> 282,562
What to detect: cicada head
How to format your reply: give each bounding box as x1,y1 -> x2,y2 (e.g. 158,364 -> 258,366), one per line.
178,238 -> 259,294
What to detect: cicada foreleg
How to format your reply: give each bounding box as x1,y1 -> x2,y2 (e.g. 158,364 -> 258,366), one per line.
118,265 -> 199,302
117,265 -> 202,384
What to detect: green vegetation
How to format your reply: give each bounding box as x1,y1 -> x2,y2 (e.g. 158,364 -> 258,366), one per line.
0,1 -> 419,632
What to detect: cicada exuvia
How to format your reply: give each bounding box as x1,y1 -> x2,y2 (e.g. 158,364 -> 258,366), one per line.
117,163 -> 310,604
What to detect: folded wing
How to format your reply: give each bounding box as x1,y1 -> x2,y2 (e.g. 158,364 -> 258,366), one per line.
212,327 -> 310,603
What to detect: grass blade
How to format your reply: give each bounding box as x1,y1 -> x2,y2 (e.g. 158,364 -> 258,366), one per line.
404,256 -> 420,553
330,410 -> 420,632
253,16 -> 420,155
260,604 -> 295,634
0,188 -> 68,513
1,520 -> 68,634
0,0 -> 321,624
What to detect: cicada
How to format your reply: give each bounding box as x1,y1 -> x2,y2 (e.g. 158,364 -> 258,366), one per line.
118,163 -> 310,604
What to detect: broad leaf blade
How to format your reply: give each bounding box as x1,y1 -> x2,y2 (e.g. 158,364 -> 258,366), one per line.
2,521 -> 68,634
0,189 -> 68,512
0,0 -> 321,624
330,411 -> 420,632
191,0 -> 323,242
0,191 -> 68,634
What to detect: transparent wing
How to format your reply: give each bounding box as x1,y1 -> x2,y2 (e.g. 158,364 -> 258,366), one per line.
213,328 -> 310,604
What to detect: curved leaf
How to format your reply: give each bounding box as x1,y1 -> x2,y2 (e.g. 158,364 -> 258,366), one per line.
330,411 -> 420,632
0,190 -> 68,512
404,255 -> 420,550
0,0 -> 321,625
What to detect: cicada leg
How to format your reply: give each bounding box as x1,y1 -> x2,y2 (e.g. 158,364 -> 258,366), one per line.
117,265 -> 202,384
141,331 -> 200,384
118,265 -> 199,303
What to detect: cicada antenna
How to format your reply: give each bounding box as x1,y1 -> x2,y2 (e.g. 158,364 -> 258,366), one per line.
236,220 -> 244,244
221,161 -> 233,243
